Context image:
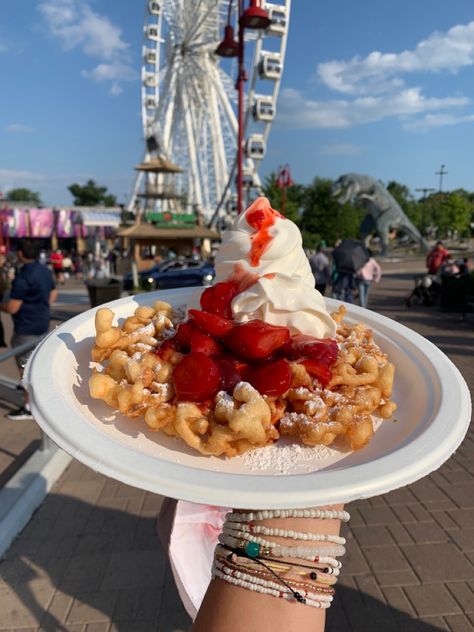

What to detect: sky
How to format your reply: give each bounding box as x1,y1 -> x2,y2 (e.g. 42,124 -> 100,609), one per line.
1,0 -> 474,207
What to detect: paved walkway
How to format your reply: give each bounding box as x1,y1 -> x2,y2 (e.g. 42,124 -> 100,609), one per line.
1,259 -> 473,631
0,282 -> 90,485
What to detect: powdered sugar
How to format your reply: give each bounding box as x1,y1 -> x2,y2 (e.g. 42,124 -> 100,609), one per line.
239,439 -> 336,475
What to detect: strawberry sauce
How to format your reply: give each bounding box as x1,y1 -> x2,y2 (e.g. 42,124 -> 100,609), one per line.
228,262 -> 276,292
245,198 -> 284,267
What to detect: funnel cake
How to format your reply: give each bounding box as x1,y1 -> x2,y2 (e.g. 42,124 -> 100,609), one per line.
89,198 -> 396,457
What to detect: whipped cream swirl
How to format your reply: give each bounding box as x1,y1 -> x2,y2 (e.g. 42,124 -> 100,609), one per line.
214,198 -> 336,339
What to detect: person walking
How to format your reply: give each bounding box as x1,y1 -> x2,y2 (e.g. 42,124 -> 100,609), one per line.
356,251 -> 382,309
309,246 -> 331,296
0,238 -> 57,420
50,248 -> 65,285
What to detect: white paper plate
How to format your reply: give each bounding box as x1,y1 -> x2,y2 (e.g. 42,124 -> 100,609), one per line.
24,288 -> 471,509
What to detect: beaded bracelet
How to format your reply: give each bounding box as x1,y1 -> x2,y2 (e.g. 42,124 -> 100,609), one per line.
215,555 -> 336,594
214,545 -> 339,584
212,565 -> 332,609
226,521 -> 346,545
215,507 -> 348,609
213,560 -> 334,604
219,531 -> 346,560
227,508 -> 350,523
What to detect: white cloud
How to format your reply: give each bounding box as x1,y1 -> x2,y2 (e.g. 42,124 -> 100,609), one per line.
277,21 -> 474,132
0,169 -> 45,193
6,123 -> 33,133
38,0 -> 137,94
318,21 -> 474,95
320,144 -> 365,156
277,87 -> 468,130
403,112 -> 474,132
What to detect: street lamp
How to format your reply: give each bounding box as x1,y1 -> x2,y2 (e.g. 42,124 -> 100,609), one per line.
276,164 -> 293,216
216,0 -> 271,215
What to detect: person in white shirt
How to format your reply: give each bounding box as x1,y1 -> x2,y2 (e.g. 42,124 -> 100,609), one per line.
356,250 -> 382,309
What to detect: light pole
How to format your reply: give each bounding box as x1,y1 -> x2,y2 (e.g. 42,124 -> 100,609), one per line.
276,164 -> 293,217
216,0 -> 270,215
435,164 -> 448,192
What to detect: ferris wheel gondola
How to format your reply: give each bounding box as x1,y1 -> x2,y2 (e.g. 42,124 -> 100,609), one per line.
128,0 -> 291,225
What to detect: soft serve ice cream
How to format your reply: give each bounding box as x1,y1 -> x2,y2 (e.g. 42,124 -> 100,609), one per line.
213,196 -> 336,339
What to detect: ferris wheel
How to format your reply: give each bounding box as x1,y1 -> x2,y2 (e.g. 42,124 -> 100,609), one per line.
128,0 -> 291,222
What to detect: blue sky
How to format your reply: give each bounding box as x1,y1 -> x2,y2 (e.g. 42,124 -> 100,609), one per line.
1,0 -> 474,206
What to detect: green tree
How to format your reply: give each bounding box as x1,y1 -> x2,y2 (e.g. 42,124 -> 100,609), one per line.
422,192 -> 472,238
262,172 -> 304,223
6,188 -> 42,205
299,177 -> 363,248
68,179 -> 117,206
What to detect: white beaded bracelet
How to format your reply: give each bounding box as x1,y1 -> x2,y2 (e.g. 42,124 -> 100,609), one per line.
214,554 -> 337,591
214,544 -> 341,581
227,520 -> 346,545
227,508 -> 350,523
213,562 -> 334,603
212,565 -> 332,609
214,559 -> 334,602
219,532 -> 345,561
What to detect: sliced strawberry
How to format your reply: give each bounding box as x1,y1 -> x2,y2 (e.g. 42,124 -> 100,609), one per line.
212,282 -> 240,318
188,309 -> 234,338
223,319 -> 290,360
200,285 -> 216,313
301,358 -> 332,387
283,336 -> 338,366
173,352 -> 221,401
214,356 -> 242,393
235,359 -> 250,378
199,281 -> 239,319
156,337 -> 178,361
247,358 -> 292,397
189,326 -> 222,355
174,322 -> 195,351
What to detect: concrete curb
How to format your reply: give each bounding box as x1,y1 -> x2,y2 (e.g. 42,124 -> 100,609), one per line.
0,445 -> 72,558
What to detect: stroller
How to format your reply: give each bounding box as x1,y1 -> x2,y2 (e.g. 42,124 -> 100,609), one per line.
405,274 -> 440,307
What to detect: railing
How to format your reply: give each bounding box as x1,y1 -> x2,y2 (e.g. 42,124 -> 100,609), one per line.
0,336 -> 52,450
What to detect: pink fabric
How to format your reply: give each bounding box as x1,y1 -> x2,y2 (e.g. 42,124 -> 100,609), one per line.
158,500 -> 228,619
29,209 -> 54,238
357,258 -> 382,282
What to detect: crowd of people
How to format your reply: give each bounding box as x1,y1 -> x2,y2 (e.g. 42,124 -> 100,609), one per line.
308,245 -> 382,309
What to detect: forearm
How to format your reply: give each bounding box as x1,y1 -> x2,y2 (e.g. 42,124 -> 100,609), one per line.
192,506 -> 345,632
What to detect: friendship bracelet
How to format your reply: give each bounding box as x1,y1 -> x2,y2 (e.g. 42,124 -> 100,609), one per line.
215,552 -> 337,590
215,507 -> 349,609
228,521 -> 346,545
214,558 -> 315,604
214,546 -> 339,584
212,566 -> 332,609
220,530 -> 346,559
227,509 -> 350,523
213,561 -> 334,604
217,544 -> 341,575
216,543 -> 342,571
216,556 -> 336,594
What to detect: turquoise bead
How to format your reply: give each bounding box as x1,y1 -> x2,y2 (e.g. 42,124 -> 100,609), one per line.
245,541 -> 260,558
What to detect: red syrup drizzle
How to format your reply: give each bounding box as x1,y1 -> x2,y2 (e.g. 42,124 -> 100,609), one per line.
245,197 -> 285,267
228,262 -> 276,293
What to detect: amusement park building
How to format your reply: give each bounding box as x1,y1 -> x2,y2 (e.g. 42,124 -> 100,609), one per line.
0,202 -> 122,253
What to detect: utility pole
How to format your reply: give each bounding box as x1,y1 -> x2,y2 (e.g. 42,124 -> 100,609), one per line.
415,188 -> 435,200
435,164 -> 448,192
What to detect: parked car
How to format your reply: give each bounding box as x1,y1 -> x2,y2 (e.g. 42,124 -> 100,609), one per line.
123,258 -> 215,291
